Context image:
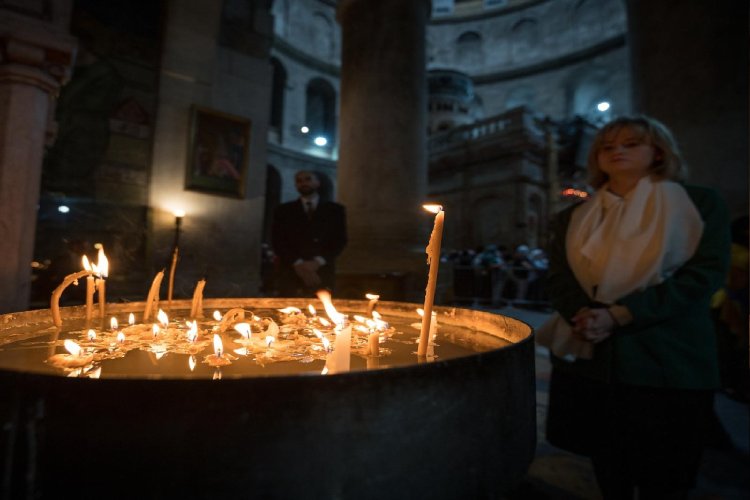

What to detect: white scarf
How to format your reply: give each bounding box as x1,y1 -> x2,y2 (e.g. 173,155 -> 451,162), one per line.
537,177 -> 704,360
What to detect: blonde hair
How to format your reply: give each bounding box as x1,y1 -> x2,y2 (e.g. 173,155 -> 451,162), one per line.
587,115 -> 686,189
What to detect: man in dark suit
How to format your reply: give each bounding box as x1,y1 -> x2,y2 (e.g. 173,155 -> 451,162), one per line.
271,170 -> 347,297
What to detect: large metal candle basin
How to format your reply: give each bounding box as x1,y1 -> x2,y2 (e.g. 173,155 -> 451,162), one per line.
0,298 -> 535,499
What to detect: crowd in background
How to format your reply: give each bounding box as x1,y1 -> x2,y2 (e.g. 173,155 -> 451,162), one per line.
443,243 -> 550,308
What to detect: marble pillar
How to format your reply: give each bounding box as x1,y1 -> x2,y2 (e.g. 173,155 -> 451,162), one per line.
335,0 -> 432,299
0,5 -> 76,313
626,0 -> 748,215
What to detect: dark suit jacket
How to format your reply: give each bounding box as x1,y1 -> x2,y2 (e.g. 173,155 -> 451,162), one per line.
271,199 -> 347,294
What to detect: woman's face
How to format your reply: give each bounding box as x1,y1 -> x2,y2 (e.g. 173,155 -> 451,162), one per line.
596,126 -> 656,181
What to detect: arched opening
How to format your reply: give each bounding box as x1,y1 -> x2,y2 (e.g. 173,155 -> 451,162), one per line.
270,58 -> 287,134
305,78 -> 337,147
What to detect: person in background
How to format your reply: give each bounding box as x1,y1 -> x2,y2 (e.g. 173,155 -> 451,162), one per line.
540,115 -> 730,499
271,170 -> 347,297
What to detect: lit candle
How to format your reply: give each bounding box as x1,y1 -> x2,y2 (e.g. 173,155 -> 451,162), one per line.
317,290 -> 351,374
47,339 -> 94,369
95,245 -> 109,320
206,334 -> 232,366
143,270 -> 165,321
190,279 -> 206,319
365,293 -> 380,316
418,204 -> 444,357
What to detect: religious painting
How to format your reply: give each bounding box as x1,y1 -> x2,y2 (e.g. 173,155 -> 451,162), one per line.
186,106 -> 251,197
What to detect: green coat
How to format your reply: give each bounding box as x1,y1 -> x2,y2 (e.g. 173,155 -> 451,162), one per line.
546,184 -> 731,389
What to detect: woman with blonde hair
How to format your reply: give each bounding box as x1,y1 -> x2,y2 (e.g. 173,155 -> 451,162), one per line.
540,115 -> 730,498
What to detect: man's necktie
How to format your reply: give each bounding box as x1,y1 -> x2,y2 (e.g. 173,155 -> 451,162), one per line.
305,201 -> 314,219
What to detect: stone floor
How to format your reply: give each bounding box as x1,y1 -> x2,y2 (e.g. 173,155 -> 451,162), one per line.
481,304 -> 750,500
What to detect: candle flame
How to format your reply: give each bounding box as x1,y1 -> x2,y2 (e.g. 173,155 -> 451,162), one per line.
423,204 -> 443,214
87,329 -> 96,340
187,321 -> 198,342
64,339 -> 81,357
97,246 -> 109,277
82,255 -> 92,271
213,334 -> 223,357
173,208 -> 186,218
277,306 -> 302,314
372,311 -> 382,320
128,313 -> 135,325
316,290 -> 345,325
318,317 -> 331,327
365,293 -> 380,300
265,335 -> 274,347
157,309 -> 169,327
355,325 -> 370,334
322,337 -> 331,351
233,347 -> 249,356
234,322 -> 251,339
308,304 -> 316,316
416,308 -> 425,317
110,317 -> 118,330
321,366 -> 329,375
312,328 -> 324,339
189,355 -> 196,372
117,332 -> 125,343
353,315 -> 367,324
152,324 -> 160,337
213,310 -> 222,321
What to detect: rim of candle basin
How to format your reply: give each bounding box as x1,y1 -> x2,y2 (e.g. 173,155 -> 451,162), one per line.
0,298 -> 533,380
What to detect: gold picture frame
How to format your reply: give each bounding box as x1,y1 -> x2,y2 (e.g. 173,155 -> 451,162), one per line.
186,105 -> 251,198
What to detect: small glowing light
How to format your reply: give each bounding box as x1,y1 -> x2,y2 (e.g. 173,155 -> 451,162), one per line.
365,293 -> 380,300
355,325 -> 370,334
321,366 -> 329,375
234,322 -> 251,339
173,208 -> 186,218
353,315 -> 368,324
87,329 -> 96,341
233,347 -> 249,356
312,328 -> 324,339
213,334 -> 223,357
64,339 -> 81,357
213,310 -> 223,321
157,309 -> 169,328
313,136 -> 328,147
423,204 -> 443,214
561,188 -> 590,199
110,317 -> 118,331
308,304 -> 316,316
82,255 -> 92,272
152,324 -> 160,337
265,336 -> 274,348
128,313 -> 135,326
318,317 -> 331,327
58,205 -> 70,214
597,101 -> 610,112
278,307 -> 302,314
97,246 -> 108,278
187,321 -> 198,342
117,332 -> 125,343
300,126 -> 309,134
322,337 -> 331,351
189,355 -> 197,372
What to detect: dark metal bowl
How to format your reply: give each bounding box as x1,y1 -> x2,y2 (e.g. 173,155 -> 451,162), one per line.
0,299 -> 535,499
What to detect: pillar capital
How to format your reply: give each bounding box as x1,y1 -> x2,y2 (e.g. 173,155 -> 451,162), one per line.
0,8 -> 77,92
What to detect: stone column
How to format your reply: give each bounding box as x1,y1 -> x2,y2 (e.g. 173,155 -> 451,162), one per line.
335,0 -> 432,300
626,0 -> 748,215
0,4 -> 76,313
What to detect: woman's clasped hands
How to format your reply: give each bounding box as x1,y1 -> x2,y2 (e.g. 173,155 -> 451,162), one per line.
571,307 -> 617,343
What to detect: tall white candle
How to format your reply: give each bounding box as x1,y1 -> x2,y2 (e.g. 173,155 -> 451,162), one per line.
418,204 -> 444,357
